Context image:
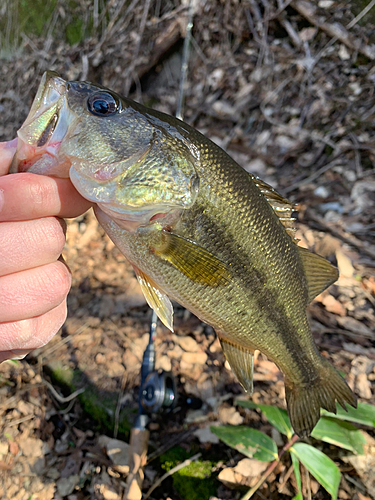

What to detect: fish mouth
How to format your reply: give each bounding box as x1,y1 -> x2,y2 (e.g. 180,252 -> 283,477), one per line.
10,71 -> 73,177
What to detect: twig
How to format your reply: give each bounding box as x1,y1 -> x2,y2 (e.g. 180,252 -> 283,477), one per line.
144,452 -> 201,499
283,144 -> 375,194
304,208 -> 375,261
42,379 -> 85,403
7,414 -> 35,427
347,0 -> 375,29
176,0 -> 195,120
278,464 -> 294,493
291,0 -> 375,61
305,465 -> 312,500
240,434 -> 299,500
114,373 -> 127,439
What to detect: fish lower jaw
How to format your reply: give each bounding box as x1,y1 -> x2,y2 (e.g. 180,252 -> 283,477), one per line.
97,203 -> 178,232
10,137 -> 70,177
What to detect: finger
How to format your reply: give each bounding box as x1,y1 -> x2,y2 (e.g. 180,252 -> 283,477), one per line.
0,300 -> 67,358
0,217 -> 66,276
0,261 -> 71,322
0,172 -> 93,221
0,139 -> 18,176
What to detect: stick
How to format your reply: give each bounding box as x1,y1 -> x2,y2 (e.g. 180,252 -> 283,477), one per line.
291,0 -> 375,60
240,434 -> 299,500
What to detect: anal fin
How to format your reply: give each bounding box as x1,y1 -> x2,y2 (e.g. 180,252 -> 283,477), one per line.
133,267 -> 174,332
219,337 -> 254,394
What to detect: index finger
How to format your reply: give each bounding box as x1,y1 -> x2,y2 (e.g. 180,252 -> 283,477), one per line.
0,173 -> 93,220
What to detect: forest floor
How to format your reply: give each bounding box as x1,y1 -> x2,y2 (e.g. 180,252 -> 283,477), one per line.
0,1 -> 375,499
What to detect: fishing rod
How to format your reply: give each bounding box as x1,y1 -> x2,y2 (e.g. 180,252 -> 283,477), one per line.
124,310 -> 177,499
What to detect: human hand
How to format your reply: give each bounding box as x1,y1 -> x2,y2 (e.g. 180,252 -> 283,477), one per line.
0,139 -> 92,362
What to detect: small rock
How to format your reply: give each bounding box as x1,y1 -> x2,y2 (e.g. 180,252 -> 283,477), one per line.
356,373 -> 372,399
177,336 -> 200,352
336,249 -> 355,278
182,351 -> 208,365
46,467 -> 61,480
322,294 -> 346,316
9,440 -> 19,456
193,426 -> 220,444
218,467 -> 238,487
185,409 -> 209,424
168,344 -> 183,359
107,361 -> 125,378
98,436 -> 130,473
19,437 -> 45,458
233,458 -> 268,477
0,442 -> 8,456
155,355 -> 172,372
56,475 -> 80,497
219,406 -> 244,425
99,484 -> 120,500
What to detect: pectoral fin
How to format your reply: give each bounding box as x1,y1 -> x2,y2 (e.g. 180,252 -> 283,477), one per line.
298,246 -> 339,302
219,336 -> 255,394
133,267 -> 174,331
153,230 -> 230,287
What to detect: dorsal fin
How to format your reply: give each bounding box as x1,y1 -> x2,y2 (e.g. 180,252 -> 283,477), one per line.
298,246 -> 339,303
251,175 -> 297,241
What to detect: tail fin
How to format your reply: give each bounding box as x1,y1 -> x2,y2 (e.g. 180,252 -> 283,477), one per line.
285,359 -> 357,438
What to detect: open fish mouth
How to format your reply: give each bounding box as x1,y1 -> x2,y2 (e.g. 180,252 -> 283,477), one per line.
10,71 -> 73,177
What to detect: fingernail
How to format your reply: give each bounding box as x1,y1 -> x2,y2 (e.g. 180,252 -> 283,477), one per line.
0,349 -> 29,363
10,349 -> 30,360
0,189 -> 4,213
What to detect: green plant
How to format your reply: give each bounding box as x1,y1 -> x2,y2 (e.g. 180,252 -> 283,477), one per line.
211,400 -> 375,499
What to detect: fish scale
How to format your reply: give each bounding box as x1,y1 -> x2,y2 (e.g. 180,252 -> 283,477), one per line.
10,71 -> 357,437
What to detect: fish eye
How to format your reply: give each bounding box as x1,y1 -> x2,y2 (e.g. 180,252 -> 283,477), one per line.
87,92 -> 120,116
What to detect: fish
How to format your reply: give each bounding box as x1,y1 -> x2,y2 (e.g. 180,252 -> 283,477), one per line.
10,71 -> 356,437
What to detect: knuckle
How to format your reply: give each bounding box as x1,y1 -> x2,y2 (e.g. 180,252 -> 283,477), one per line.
0,302 -> 67,351
39,217 -> 67,255
46,261 -> 72,300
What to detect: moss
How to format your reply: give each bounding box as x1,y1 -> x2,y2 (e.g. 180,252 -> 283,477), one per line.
1,0 -> 103,50
18,0 -> 58,38
160,447 -> 217,500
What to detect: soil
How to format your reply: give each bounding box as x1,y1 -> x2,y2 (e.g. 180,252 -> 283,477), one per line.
1,1 -> 375,499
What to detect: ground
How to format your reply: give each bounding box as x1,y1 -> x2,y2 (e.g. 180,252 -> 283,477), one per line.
0,1 -> 375,499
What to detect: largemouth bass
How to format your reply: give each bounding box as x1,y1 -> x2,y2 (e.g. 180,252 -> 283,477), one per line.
10,72 -> 356,437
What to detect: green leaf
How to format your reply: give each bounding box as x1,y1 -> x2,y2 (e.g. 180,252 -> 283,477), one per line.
321,402 -> 375,428
291,443 -> 340,499
292,494 -> 303,500
210,426 -> 278,462
312,417 -> 365,454
236,400 -> 293,438
291,451 -> 302,498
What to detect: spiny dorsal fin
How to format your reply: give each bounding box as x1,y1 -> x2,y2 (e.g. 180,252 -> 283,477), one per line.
251,175 -> 297,240
218,336 -> 254,394
298,246 -> 339,303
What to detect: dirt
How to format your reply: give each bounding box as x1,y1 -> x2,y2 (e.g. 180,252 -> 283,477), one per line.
1,1 -> 375,499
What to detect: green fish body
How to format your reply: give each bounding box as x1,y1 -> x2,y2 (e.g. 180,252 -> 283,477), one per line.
11,72 -> 356,436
